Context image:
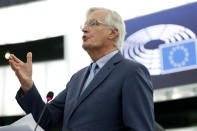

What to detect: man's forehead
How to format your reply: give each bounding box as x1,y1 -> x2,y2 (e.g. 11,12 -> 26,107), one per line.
86,10 -> 108,21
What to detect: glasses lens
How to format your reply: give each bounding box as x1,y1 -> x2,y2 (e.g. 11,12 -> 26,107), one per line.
88,20 -> 97,27
80,20 -> 100,30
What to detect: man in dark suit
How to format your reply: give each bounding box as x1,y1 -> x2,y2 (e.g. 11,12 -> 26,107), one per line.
9,7 -> 154,131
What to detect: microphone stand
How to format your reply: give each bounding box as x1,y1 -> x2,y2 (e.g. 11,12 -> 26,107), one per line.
34,100 -> 50,131
34,91 -> 53,131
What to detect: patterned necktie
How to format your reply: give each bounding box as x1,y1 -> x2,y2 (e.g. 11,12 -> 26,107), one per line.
81,63 -> 97,95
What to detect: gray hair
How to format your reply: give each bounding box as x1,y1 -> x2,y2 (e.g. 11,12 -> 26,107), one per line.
87,7 -> 126,50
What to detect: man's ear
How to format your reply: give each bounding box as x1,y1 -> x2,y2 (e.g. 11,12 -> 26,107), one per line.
108,28 -> 118,40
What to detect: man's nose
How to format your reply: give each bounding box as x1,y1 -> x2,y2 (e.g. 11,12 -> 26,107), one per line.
81,25 -> 89,33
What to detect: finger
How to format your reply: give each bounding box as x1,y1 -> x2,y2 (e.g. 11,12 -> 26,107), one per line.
9,59 -> 18,71
9,54 -> 15,62
10,54 -> 23,64
27,52 -> 32,65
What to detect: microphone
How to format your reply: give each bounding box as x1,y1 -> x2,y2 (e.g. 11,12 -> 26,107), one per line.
46,91 -> 54,102
34,91 -> 54,131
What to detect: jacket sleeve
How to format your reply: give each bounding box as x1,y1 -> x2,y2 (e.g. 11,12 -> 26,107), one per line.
16,83 -> 68,130
122,64 -> 155,131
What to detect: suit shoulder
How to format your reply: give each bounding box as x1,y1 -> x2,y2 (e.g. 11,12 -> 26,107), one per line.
118,57 -> 151,76
121,58 -> 147,70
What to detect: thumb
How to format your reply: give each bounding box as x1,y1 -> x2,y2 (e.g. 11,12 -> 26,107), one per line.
27,52 -> 32,64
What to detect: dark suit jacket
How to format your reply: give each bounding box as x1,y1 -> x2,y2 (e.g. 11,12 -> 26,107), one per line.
16,52 -> 154,131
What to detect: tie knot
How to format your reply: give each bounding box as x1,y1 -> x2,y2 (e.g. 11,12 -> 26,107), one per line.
91,62 -> 97,70
90,62 -> 97,74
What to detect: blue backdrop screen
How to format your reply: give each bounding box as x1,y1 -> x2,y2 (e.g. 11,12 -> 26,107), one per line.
122,2 -> 197,89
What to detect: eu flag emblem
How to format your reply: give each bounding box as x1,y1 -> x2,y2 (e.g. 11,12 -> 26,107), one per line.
160,39 -> 197,74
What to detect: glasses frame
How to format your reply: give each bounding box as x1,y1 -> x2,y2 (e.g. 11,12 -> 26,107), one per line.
80,20 -> 110,30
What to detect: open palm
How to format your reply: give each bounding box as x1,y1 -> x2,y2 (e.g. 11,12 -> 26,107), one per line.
9,52 -> 33,93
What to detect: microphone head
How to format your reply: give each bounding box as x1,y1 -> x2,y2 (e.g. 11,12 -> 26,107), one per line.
46,91 -> 54,102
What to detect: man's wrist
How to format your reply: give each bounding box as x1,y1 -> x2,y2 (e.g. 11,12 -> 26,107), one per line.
21,80 -> 33,94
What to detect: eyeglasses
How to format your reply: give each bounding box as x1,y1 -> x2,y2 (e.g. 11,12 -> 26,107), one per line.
80,20 -> 108,30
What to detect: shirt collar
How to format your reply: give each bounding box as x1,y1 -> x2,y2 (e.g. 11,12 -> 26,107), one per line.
95,50 -> 119,69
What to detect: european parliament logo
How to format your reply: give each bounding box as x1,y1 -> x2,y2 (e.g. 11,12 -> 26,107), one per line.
160,39 -> 197,74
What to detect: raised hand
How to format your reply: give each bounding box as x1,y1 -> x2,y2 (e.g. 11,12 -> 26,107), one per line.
9,52 -> 33,94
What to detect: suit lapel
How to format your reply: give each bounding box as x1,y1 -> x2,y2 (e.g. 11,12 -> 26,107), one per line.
64,66 -> 90,122
67,52 -> 123,122
79,52 -> 123,103
75,67 -> 90,100
78,61 -> 115,102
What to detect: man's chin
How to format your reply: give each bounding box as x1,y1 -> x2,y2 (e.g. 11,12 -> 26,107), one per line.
82,43 -> 89,50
